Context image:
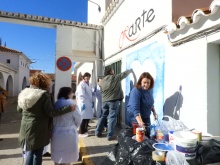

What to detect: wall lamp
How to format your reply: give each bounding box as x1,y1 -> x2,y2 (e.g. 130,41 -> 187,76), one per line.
88,0 -> 101,12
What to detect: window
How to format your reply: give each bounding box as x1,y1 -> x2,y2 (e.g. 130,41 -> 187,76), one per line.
6,59 -> 10,64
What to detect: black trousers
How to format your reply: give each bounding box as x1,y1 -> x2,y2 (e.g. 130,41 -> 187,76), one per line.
79,119 -> 90,134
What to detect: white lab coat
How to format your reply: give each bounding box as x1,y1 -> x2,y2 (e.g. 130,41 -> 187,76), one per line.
95,85 -> 102,118
51,99 -> 82,163
76,80 -> 94,119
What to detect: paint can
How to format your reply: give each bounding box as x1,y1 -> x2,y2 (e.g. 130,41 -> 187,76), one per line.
136,127 -> 145,142
192,130 -> 202,141
132,122 -> 140,135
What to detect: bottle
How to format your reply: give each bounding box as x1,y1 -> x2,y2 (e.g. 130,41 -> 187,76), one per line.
150,124 -> 156,139
169,130 -> 175,148
156,127 -> 164,142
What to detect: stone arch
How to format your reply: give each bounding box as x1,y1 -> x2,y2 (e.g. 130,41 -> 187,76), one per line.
6,75 -> 13,96
0,72 -> 4,88
22,77 -> 27,89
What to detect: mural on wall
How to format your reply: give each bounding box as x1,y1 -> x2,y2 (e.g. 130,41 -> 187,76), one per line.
125,42 -> 165,123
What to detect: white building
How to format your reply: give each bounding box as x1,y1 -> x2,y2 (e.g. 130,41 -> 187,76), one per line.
75,0 -> 220,137
0,45 -> 31,96
0,0 -> 219,137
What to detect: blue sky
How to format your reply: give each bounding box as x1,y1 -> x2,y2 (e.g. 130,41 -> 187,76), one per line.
0,0 -> 88,73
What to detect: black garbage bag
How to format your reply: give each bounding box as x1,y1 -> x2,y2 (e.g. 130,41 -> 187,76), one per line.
131,140 -> 155,165
104,128 -> 156,165
196,139 -> 220,165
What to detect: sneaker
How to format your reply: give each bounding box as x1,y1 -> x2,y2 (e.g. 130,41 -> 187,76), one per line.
78,133 -> 89,137
107,136 -> 117,141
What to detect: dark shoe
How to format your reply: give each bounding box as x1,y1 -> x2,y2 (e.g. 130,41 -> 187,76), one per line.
42,152 -> 51,157
95,133 -> 102,138
0,138 -> 3,141
107,136 -> 117,141
88,125 -> 91,127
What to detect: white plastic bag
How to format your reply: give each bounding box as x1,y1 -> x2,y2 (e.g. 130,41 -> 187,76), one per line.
160,116 -> 188,133
166,151 -> 189,165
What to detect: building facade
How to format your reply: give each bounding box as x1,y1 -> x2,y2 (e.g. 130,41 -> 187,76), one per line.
0,46 -> 31,96
78,0 -> 220,136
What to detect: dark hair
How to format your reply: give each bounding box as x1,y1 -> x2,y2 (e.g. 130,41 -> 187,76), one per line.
83,72 -> 91,79
136,72 -> 154,90
104,66 -> 113,76
57,87 -> 73,99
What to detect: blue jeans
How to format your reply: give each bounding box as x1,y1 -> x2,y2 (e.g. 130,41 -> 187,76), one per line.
25,147 -> 44,165
95,100 -> 119,138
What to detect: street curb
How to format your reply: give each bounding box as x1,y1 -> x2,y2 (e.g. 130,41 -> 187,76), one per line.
78,137 -> 95,165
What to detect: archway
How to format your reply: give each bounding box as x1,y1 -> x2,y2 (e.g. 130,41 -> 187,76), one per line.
0,72 -> 4,88
22,77 -> 27,89
6,75 -> 13,96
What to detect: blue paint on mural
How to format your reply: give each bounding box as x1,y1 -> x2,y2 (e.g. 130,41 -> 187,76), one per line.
125,42 -> 165,123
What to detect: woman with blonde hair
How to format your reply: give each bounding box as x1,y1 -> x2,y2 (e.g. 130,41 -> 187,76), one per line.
17,72 -> 75,165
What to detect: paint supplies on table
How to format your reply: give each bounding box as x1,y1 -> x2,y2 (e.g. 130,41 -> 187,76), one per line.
173,131 -> 198,160
132,122 -> 140,135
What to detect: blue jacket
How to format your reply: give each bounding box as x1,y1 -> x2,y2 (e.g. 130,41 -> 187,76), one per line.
127,87 -> 154,118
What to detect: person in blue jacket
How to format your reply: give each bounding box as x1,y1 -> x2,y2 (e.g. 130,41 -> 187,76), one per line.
126,72 -> 158,128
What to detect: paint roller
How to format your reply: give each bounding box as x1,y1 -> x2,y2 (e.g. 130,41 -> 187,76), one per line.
173,85 -> 182,118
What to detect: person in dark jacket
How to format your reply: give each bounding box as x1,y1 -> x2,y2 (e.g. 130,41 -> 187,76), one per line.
95,66 -> 133,141
17,72 -> 75,165
126,72 -> 158,128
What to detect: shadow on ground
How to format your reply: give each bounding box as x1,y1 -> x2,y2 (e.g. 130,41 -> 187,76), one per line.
0,137 -> 20,150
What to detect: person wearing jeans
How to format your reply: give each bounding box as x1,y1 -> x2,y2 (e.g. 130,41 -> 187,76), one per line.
25,147 -> 44,165
17,73 -> 75,165
95,67 -> 133,141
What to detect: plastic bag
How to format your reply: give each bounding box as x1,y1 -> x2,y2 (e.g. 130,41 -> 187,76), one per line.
104,128 -> 156,165
196,139 -> 220,165
166,151 -> 189,165
160,116 -> 188,133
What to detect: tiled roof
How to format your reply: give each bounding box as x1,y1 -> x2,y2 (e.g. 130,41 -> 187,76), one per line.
101,0 -> 124,24
0,10 -> 103,30
0,45 -> 21,53
166,0 -> 220,35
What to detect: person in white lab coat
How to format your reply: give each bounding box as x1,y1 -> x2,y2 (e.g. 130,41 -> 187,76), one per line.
77,72 -> 94,137
51,87 -> 82,165
94,77 -> 102,118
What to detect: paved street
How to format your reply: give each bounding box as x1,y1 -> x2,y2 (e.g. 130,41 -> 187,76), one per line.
0,100 -> 119,165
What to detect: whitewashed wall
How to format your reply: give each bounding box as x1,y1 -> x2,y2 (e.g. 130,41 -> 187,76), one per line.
104,0 -> 172,58
103,0 -> 172,126
18,55 -> 30,94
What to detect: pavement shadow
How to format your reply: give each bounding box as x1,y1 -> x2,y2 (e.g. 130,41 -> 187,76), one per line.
0,122 -> 20,135
0,153 -> 21,159
84,155 -> 112,165
0,137 -> 19,150
80,144 -> 115,155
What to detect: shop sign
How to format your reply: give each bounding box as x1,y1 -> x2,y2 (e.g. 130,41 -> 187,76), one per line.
119,8 -> 155,49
